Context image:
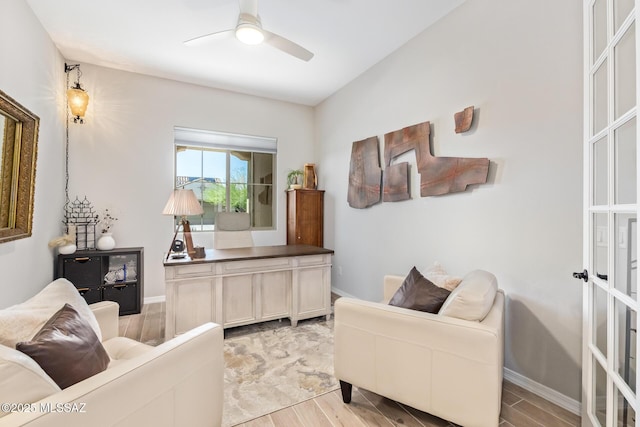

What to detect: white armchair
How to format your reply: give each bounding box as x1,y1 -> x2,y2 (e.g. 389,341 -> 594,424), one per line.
0,280 -> 223,427
334,270 -> 504,427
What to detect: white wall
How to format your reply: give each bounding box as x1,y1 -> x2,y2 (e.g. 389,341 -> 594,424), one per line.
316,0 -> 583,401
66,64 -> 315,300
0,0 -> 66,307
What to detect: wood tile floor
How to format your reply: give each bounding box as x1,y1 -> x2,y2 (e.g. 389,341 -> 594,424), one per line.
120,301 -> 581,427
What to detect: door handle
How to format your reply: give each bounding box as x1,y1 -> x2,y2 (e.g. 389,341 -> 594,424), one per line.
572,269 -> 589,282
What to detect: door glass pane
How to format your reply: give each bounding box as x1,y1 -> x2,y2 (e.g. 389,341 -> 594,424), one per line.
616,385 -> 635,426
595,283 -> 609,356
614,0 -> 635,34
595,136 -> 609,205
594,357 -> 608,426
595,213 -> 610,282
614,214 -> 638,296
594,0 -> 608,62
594,60 -> 609,135
615,23 -> 636,119
615,298 -> 637,393
615,119 -> 637,204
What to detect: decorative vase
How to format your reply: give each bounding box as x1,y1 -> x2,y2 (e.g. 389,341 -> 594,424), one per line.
96,232 -> 116,250
58,243 -> 77,255
303,163 -> 317,189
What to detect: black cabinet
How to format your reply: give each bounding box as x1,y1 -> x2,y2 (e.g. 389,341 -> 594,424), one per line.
56,247 -> 143,315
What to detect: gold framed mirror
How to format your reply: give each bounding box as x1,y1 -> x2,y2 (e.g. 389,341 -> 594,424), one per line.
0,89 -> 39,243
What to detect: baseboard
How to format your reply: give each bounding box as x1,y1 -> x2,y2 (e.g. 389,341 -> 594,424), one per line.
144,295 -> 166,305
503,367 -> 581,416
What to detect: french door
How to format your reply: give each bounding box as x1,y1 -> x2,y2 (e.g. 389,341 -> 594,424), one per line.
582,1 -> 639,426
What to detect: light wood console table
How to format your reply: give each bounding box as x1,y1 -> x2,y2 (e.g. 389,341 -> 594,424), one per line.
164,245 -> 334,339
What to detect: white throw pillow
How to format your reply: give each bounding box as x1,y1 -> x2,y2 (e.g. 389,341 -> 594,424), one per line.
0,278 -> 101,348
438,270 -> 498,321
423,261 -> 462,292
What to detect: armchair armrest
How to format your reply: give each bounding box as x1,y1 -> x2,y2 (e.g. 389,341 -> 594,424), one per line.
90,301 -> 119,342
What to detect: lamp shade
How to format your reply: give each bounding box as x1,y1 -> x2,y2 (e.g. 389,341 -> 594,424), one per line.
162,189 -> 204,216
66,86 -> 89,119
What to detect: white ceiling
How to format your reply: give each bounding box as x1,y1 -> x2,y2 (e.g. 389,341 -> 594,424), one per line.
26,0 -> 465,106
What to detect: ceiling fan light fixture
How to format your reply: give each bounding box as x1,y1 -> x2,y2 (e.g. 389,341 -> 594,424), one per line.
236,23 -> 264,45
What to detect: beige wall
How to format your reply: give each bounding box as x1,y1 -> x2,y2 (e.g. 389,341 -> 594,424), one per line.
0,0 -> 66,307
315,0 -> 584,401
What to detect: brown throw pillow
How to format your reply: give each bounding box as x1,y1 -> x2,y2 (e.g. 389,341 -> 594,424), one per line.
389,267 -> 451,313
16,303 -> 110,389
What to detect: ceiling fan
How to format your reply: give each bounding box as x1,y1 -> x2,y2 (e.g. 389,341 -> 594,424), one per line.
184,0 -> 314,62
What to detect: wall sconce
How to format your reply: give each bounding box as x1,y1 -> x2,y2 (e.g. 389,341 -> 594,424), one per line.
64,63 -> 89,124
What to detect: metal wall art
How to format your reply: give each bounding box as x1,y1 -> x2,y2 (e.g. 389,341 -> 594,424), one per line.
348,117 -> 489,209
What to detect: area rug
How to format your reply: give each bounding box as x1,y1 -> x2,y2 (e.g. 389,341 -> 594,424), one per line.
222,317 -> 338,427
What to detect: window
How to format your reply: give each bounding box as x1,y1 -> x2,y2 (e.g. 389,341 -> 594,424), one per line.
173,127 -> 276,230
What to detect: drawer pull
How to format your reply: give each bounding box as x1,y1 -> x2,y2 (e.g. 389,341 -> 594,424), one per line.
113,284 -> 127,289
74,257 -> 90,262
77,287 -> 90,292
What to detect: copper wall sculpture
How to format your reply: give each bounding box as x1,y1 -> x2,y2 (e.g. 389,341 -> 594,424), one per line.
385,121 -> 489,197
348,119 -> 490,208
454,106 -> 474,133
347,136 -> 383,209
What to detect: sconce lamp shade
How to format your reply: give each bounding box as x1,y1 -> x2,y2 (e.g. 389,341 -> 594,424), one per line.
66,85 -> 89,121
162,189 -> 204,217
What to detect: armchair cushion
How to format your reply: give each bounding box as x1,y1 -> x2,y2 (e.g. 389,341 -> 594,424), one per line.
439,269 -> 498,321
389,267 -> 451,313
0,279 -> 101,348
16,303 -> 110,389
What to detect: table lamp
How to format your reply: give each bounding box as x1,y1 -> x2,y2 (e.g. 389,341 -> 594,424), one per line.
162,189 -> 204,260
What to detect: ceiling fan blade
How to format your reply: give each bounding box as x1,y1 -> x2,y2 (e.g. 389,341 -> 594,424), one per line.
184,29 -> 234,46
263,30 -> 314,62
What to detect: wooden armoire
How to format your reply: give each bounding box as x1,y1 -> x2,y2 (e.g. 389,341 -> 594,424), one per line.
286,189 -> 324,247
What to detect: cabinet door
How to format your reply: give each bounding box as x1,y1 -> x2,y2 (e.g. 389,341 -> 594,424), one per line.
77,286 -> 102,305
173,279 -> 215,336
62,256 -> 102,288
297,266 -> 329,316
103,283 -> 138,315
287,190 -> 324,246
286,190 -> 299,244
223,275 -> 255,326
260,271 -> 291,320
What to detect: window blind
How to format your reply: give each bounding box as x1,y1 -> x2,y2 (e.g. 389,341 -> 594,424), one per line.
174,126 -> 277,153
